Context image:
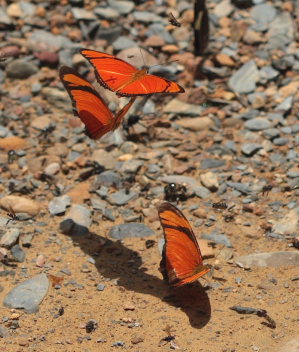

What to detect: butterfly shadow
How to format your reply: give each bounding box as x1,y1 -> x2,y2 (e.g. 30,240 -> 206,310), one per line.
66,231 -> 211,329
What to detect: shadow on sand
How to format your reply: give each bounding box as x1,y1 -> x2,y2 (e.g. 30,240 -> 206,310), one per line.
67,231 -> 211,329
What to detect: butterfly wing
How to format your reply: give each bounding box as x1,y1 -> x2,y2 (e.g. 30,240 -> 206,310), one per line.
158,202 -> 211,287
113,74 -> 185,96
80,49 -> 185,97
59,66 -> 116,139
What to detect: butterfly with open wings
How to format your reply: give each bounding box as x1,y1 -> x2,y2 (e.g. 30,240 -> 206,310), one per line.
80,49 -> 185,97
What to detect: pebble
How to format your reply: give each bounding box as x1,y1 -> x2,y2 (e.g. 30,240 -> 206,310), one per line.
0,195 -> 40,217
236,251 -> 299,268
272,208 -> 299,235
0,228 -> 20,248
60,205 -> 92,236
109,223 -> 154,239
176,117 -> 214,131
0,325 -> 9,338
199,172 -> 219,191
11,244 -> 26,262
3,273 -> 49,313
107,0 -> 134,15
48,195 -> 71,215
241,143 -> 262,156
6,60 -> 38,79
107,190 -> 138,206
244,118 -> 272,131
164,99 -> 203,116
201,231 -> 233,248
228,60 -> 260,94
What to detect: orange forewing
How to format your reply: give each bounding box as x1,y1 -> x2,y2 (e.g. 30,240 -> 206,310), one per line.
158,202 -> 211,287
59,66 -> 135,139
80,49 -> 185,97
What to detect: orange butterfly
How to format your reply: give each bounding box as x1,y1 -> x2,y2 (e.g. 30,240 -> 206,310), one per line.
59,66 -> 136,139
80,49 -> 185,97
158,202 -> 212,287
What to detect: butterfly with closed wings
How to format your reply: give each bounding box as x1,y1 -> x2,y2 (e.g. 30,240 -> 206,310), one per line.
158,202 -> 212,287
59,66 -> 136,139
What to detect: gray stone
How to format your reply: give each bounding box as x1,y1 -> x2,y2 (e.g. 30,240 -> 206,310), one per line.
259,66 -> 279,83
272,208 -> 299,235
71,8 -> 96,20
91,149 -> 118,169
28,30 -> 74,51
194,186 -> 211,199
109,223 -> 154,239
251,4 -> 276,25
241,143 -> 262,156
213,0 -> 234,17
108,0 -> 134,15
112,36 -> 138,51
0,228 -> 20,248
244,118 -> 271,131
94,7 -> 119,20
200,159 -> 226,169
11,245 -> 26,262
59,205 -> 91,236
236,251 -> 299,268
3,273 -> 49,313
6,60 -> 38,79
275,96 -> 293,113
96,284 -> 106,291
228,60 -> 260,94
164,99 -> 203,116
48,195 -> 71,215
0,325 -> 9,338
119,159 -> 143,174
0,8 -> 12,25
227,182 -> 252,195
273,137 -> 289,146
201,232 -> 232,248
133,11 -> 162,23
263,128 -> 280,139
96,26 -> 122,44
92,171 -> 122,189
107,189 -> 138,206
267,12 -> 294,49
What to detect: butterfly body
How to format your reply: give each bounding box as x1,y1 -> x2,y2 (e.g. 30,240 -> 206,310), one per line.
158,202 -> 211,287
59,66 -> 135,139
81,49 -> 185,97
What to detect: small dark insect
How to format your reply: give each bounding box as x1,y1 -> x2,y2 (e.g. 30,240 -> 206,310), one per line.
262,184 -> 273,196
145,239 -> 155,249
77,161 -> 105,182
48,274 -> 64,287
168,12 -> 181,27
212,202 -> 228,210
256,309 -> 276,329
85,320 -> 98,333
291,237 -> 299,249
6,206 -> 19,225
7,150 -> 17,164
159,325 -> 176,346
164,183 -> 187,202
223,213 -> 235,222
38,125 -> 56,138
58,307 -> 64,316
